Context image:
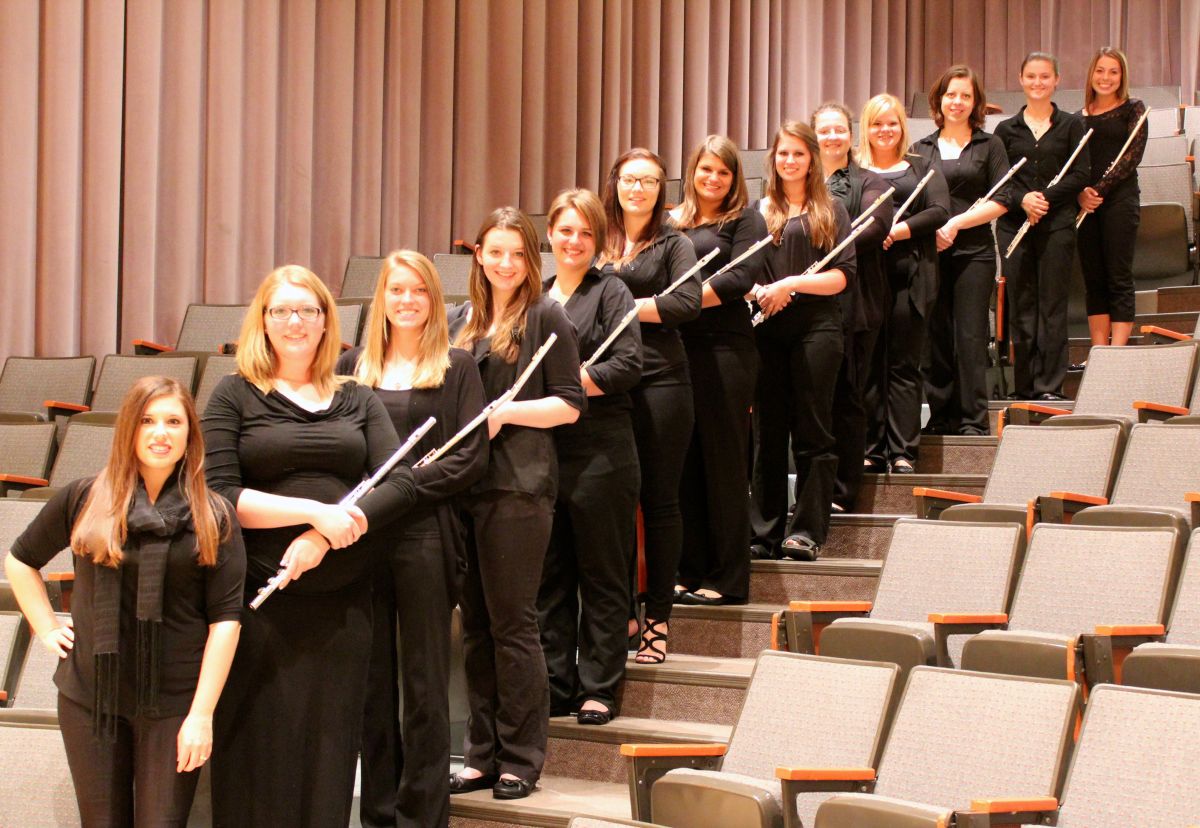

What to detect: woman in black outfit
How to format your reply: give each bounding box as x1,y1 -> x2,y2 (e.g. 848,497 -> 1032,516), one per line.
1077,47 -> 1146,350
203,265 -> 419,827
859,94 -> 950,472
749,120 -> 857,562
537,189 -> 641,726
811,103 -> 894,512
448,207 -> 584,800
912,66 -> 1012,435
994,52 -> 1090,400
7,376 -> 244,826
669,135 -> 767,604
338,251 -> 488,828
599,148 -> 700,663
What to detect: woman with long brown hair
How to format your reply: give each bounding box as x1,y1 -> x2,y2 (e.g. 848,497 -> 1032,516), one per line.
6,376 -> 244,825
338,251 -> 488,827
448,207 -> 584,800
749,121 -> 856,562
599,148 -> 700,663
202,265 -> 419,826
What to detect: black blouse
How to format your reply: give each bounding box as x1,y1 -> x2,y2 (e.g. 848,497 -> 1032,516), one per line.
600,230 -> 700,385
11,477 -> 245,717
1082,98 -> 1146,199
827,162 -> 894,332
754,198 -> 857,312
994,103 -> 1091,232
875,158 -> 950,316
910,129 -> 1011,260
673,207 -> 769,344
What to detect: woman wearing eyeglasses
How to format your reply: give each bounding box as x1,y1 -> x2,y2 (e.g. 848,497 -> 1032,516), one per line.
202,265 -> 419,827
599,149 -> 700,664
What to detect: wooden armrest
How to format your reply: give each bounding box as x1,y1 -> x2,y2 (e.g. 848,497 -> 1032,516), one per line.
969,797 -> 1057,813
1134,401 -> 1189,416
45,400 -> 89,413
1186,492 -> 1200,504
1008,402 -> 1072,416
1094,624 -> 1165,636
776,767 -> 875,782
46,572 -> 75,583
1140,325 -> 1189,342
929,613 -> 1008,624
0,474 -> 50,487
620,743 -> 726,758
788,601 -> 873,613
0,690 -> 7,702
912,487 -> 982,504
1046,491 -> 1108,506
132,338 -> 173,353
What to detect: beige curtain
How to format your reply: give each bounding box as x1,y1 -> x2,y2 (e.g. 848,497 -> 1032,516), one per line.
0,0 -> 1191,363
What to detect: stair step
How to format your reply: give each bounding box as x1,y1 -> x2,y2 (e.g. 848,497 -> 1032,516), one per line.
669,602 -> 779,658
544,716 -> 731,783
749,558 -> 880,604
1156,284 -> 1200,314
915,435 -> 998,475
824,513 -> 901,559
449,775 -> 629,827
855,473 -> 987,514
617,653 -> 754,727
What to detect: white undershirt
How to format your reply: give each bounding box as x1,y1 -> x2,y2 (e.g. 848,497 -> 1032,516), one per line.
937,137 -> 964,160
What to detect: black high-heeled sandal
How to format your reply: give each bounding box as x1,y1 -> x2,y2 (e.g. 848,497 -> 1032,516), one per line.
634,618 -> 668,664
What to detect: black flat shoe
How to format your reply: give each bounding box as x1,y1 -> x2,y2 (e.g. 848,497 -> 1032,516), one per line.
863,459 -> 887,474
449,772 -> 498,794
750,543 -> 778,560
889,459 -> 915,474
680,591 -> 745,606
577,707 -> 613,725
672,586 -> 690,603
781,535 -> 820,562
493,777 -> 537,800
1037,391 -> 1069,402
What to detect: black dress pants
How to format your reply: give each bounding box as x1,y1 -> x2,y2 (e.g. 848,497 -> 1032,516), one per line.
630,381 -> 694,621
750,302 -> 843,550
1077,189 -> 1138,322
926,254 -> 994,435
461,491 -> 553,781
832,325 -> 880,511
538,420 -> 639,714
679,338 -> 757,598
360,530 -> 453,828
866,256 -> 927,464
58,693 -> 199,827
998,221 -> 1074,397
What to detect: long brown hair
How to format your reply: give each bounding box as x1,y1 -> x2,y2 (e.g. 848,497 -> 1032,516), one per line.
674,135 -> 748,228
71,377 -> 228,568
353,250 -> 451,389
1083,47 -> 1130,110
763,121 -> 838,250
600,148 -> 668,266
452,207 -> 543,364
929,65 -> 987,130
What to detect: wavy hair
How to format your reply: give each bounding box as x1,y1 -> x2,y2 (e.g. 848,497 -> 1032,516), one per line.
762,120 -> 838,250
674,135 -> 748,228
1084,47 -> 1130,110
600,148 -> 668,266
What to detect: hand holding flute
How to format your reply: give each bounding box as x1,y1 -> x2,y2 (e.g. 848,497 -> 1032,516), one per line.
1004,128 -> 1093,259
1075,109 -> 1148,228
883,169 -> 936,250
937,158 -> 1027,252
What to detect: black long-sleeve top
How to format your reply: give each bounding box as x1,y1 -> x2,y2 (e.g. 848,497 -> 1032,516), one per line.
994,104 -> 1091,232
1082,97 -> 1146,199
12,477 -> 245,717
543,267 -> 643,435
910,129 -> 1012,260
876,157 -> 950,315
754,198 -> 857,312
827,162 -> 894,332
448,295 -> 585,500
202,375 -> 418,593
600,230 -> 700,385
671,207 -> 769,345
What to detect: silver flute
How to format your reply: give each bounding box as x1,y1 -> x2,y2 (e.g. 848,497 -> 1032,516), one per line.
852,186 -> 895,230
1005,128 -> 1094,259
971,157 -> 1026,210
1075,110 -> 1148,228
249,415 -> 438,610
891,169 -> 936,228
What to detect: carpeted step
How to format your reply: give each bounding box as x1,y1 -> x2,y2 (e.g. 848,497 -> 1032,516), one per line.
855,472 -> 987,514
749,558 -> 880,605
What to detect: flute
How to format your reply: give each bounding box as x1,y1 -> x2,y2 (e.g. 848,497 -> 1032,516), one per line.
1004,128 -> 1094,259
581,248 -> 717,370
249,415 -> 439,610
751,217 -> 876,326
419,331 -> 559,465
1075,110 -> 1148,228
891,169 -> 936,228
852,187 -> 895,230
971,157 -> 1026,210
702,235 -> 774,285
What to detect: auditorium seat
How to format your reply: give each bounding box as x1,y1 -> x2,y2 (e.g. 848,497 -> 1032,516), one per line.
1129,203 -> 1198,296
0,500 -> 71,614
4,613 -> 69,713
811,667 -> 1078,828
0,422 -> 56,487
1146,106 -> 1182,137
46,354 -> 198,423
745,177 -> 764,203
569,818 -> 661,828
334,300 -> 367,347
193,354 -> 239,416
431,253 -> 472,303
739,149 -> 770,179
10,414 -> 115,501
915,423 -> 1124,522
621,651 -> 898,828
1141,134 -> 1188,166
526,214 -> 550,251
0,612 -> 26,705
339,255 -> 385,298
0,722 -> 78,825
958,523 -> 1182,688
132,303 -> 248,356
1131,84 -> 1182,109
663,179 -> 682,207
906,117 -> 936,141
0,356 -> 95,424
540,251 -> 557,280
1141,310 -> 1200,345
777,520 -> 1023,679
1139,163 -> 1196,244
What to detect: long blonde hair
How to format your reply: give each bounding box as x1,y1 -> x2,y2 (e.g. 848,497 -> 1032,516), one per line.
236,265 -> 344,397
763,121 -> 838,250
71,377 -> 228,568
674,135 -> 748,229
452,208 -> 543,364
352,251 -> 451,389
857,94 -> 911,170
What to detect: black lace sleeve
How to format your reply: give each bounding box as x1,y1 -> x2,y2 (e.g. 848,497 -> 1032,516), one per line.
1095,99 -> 1147,197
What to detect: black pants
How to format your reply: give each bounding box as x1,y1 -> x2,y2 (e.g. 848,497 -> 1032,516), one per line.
832,325 -> 880,511
58,693 -> 199,827
750,302 -> 843,550
360,531 -> 453,828
538,421 -> 639,714
998,221 -> 1074,397
679,339 -> 757,598
461,491 -> 553,781
866,258 -> 927,464
926,254 -> 994,435
1077,189 -> 1139,322
630,380 -> 694,620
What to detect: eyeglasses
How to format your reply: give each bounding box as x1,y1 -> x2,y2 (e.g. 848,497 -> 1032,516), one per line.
618,174 -> 662,190
265,305 -> 324,322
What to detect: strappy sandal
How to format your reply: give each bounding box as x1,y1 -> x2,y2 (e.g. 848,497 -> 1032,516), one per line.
781,534 -> 821,562
634,618 -> 668,664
